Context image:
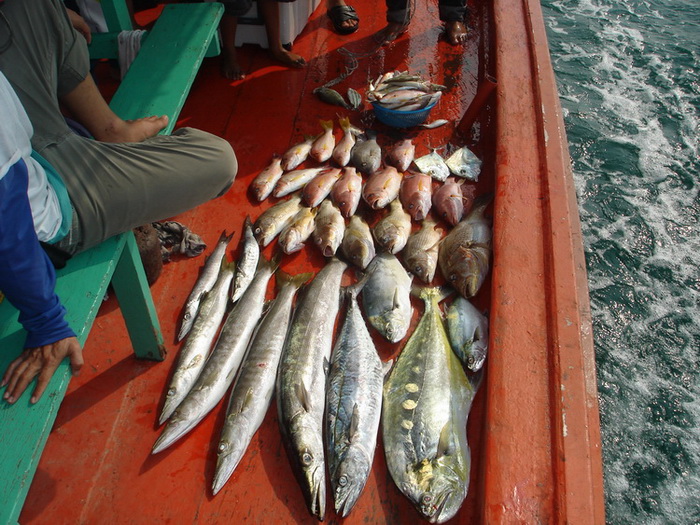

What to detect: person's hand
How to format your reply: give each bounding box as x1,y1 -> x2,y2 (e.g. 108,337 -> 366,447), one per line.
66,8 -> 92,44
1,336 -> 83,404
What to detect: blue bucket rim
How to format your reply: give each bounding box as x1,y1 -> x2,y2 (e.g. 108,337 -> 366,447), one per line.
371,100 -> 437,115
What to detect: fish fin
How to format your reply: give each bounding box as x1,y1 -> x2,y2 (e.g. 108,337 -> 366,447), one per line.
436,421 -> 454,458
349,404 -> 360,442
276,270 -> 314,291
382,359 -> 394,379
468,368 -> 485,393
323,357 -> 331,377
295,382 -> 312,412
236,387 -> 255,415
218,229 -> 235,245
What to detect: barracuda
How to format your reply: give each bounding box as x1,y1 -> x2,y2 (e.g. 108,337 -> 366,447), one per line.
325,280 -> 385,517
159,261 -> 234,425
212,270 -> 311,496
277,258 -> 347,521
382,286 -> 480,524
177,230 -> 233,342
152,255 -> 278,454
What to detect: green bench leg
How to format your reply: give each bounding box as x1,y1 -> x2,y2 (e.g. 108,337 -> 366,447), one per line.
111,232 -> 166,361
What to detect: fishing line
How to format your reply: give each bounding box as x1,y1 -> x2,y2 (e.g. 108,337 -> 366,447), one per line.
318,0 -> 416,90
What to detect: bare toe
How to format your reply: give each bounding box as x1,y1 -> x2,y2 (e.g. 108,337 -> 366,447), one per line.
446,21 -> 467,45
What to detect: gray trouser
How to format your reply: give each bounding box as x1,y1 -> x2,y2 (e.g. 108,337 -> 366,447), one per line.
0,0 -> 238,253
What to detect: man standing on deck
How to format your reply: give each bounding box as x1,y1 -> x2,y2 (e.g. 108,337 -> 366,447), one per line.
0,0 -> 237,404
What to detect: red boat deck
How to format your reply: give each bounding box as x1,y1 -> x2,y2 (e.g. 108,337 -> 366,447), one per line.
19,0 -> 604,523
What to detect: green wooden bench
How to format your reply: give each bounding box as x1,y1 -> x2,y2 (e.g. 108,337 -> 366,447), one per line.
0,3 -> 223,523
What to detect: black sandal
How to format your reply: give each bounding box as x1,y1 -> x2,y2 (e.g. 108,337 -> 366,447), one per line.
327,5 -> 359,35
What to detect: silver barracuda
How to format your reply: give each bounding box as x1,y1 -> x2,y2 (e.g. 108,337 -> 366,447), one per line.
325,280 -> 385,517
362,252 -> 413,343
446,296 -> 489,372
152,255 -> 278,454
382,286 -> 480,524
277,258 -> 347,521
178,230 -> 233,342
231,216 -> 259,302
253,195 -> 303,247
212,270 -> 311,496
403,218 -> 443,284
159,261 -> 234,425
373,198 -> 412,255
438,194 -> 492,298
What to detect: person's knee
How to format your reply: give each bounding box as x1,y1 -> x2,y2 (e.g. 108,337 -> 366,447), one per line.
210,136 -> 238,197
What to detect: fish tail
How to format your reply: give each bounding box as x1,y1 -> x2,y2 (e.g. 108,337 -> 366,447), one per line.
344,273 -> 370,300
472,192 -> 494,214
243,215 -> 253,230
338,115 -> 350,130
276,269 -> 313,291
218,230 -> 235,245
319,119 -> 334,131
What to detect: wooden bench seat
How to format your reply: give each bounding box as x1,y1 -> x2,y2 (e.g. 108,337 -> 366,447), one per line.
0,3 -> 223,523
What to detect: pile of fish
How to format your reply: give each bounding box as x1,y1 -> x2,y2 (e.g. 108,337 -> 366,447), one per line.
156,69 -> 497,522
249,115 -> 489,297
367,71 -> 445,112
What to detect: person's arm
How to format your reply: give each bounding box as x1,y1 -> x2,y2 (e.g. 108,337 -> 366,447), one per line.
0,159 -> 83,404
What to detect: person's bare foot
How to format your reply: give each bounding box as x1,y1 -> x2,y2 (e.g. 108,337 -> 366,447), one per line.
222,48 -> 246,80
445,20 -> 468,45
96,115 -> 169,143
375,22 -> 408,45
269,47 -> 306,69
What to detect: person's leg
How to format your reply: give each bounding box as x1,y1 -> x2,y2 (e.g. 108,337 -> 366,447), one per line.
42,129 -> 237,253
376,0 -> 409,43
326,0 -> 359,35
438,0 -> 468,45
258,0 -> 305,68
220,14 -> 246,80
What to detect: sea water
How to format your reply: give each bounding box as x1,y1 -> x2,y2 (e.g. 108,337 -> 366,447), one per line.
540,0 -> 699,522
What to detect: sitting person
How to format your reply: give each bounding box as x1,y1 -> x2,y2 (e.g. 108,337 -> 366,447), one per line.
220,0 -> 359,80
379,0 -> 468,45
0,0 -> 237,404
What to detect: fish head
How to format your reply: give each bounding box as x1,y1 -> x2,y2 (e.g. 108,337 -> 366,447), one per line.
331,450 -> 371,517
466,342 -> 488,372
407,254 -> 435,284
404,460 -> 466,523
281,229 -> 303,254
382,310 -> 410,343
444,249 -> 489,298
289,417 -> 326,520
345,238 -> 374,269
151,406 -> 200,454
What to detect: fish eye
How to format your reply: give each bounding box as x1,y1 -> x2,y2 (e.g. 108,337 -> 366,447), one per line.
339,475 -> 348,486
408,203 -> 414,209
167,388 -> 176,397
183,313 -> 191,320
218,442 -> 228,453
422,494 -> 433,505
449,274 -> 457,282
302,452 -> 313,465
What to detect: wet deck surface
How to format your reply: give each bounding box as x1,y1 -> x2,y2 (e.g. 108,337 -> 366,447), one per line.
21,1 -> 493,523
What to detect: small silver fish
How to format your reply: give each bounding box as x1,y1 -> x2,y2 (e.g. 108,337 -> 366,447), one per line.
250,154 -> 284,202
362,252 -> 413,343
313,200 -> 346,257
402,218 -> 443,283
445,146 -> 482,181
351,132 -> 382,175
282,135 -> 315,171
341,215 -> 375,269
253,195 -> 303,247
414,150 -> 451,182
278,207 -> 318,254
310,120 -> 336,163
373,198 -> 412,255
419,119 -> 449,129
446,296 -> 489,371
231,216 -> 260,302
